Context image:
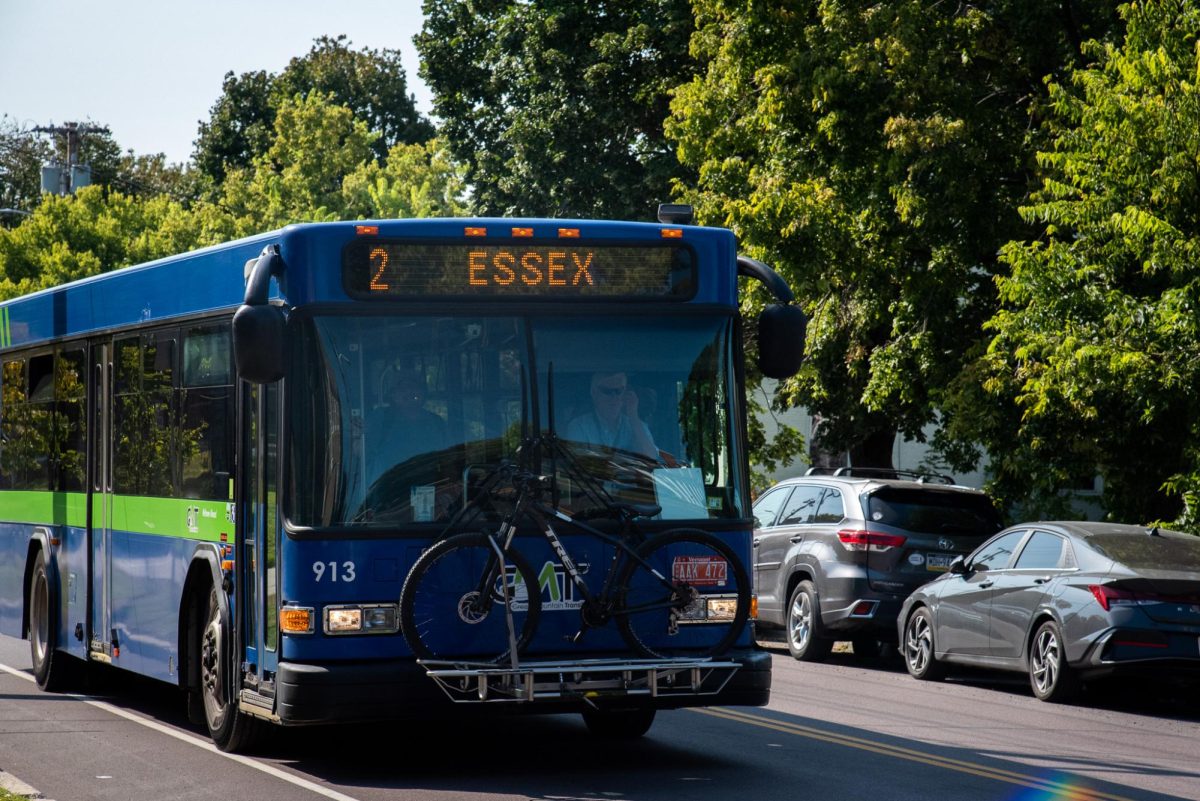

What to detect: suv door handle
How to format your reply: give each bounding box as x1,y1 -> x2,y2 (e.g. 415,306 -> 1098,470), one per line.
979,581 -> 994,589
789,534 -> 804,544
1033,576 -> 1051,584
753,538 -> 761,548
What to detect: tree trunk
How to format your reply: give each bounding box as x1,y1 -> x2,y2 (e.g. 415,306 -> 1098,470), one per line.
848,428 -> 895,469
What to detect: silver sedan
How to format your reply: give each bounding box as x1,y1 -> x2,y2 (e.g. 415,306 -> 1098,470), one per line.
898,521 -> 1200,701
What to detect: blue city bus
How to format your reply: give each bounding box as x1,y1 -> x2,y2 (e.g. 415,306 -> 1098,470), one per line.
0,209 -> 803,750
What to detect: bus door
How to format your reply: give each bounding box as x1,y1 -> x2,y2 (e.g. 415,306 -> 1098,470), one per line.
238,381 -> 279,694
88,339 -> 115,662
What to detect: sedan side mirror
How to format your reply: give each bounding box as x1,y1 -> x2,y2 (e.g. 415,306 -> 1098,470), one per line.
949,556 -> 968,575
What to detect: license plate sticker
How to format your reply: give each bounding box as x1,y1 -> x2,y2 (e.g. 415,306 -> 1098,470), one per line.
926,553 -> 955,572
672,556 -> 728,586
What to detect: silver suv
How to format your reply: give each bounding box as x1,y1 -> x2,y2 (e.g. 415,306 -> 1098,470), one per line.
752,469 -> 1002,661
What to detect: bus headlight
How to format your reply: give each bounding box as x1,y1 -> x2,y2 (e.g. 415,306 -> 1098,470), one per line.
677,595 -> 739,623
323,603 -> 399,635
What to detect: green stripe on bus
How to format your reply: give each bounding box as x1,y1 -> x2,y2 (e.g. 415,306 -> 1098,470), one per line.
1,307 -> 9,347
0,491 -> 88,527
0,490 -> 234,542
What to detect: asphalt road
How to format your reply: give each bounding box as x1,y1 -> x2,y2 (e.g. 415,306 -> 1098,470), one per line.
0,633 -> 1197,801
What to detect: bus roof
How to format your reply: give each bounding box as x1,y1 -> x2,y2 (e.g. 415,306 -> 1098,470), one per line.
0,218 -> 738,350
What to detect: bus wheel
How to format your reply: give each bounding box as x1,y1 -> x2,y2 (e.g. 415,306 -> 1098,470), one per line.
199,587 -> 264,752
582,707 -> 656,739
29,550 -> 78,692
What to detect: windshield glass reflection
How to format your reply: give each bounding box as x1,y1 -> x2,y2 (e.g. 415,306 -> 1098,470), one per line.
287,314 -> 741,528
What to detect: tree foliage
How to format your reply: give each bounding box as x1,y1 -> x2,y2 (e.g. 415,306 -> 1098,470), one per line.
668,0 -> 1117,468
192,36 -> 432,191
418,0 -> 698,219
955,0 -> 1200,524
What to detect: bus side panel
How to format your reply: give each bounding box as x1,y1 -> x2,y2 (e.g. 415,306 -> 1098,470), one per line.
0,522 -> 29,638
57,525 -> 89,661
108,529 -> 193,682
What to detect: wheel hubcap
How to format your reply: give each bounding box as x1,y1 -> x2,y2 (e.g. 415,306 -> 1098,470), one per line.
1032,628 -> 1059,693
31,572 -> 48,665
905,615 -> 932,673
200,611 -> 224,727
789,592 -> 812,651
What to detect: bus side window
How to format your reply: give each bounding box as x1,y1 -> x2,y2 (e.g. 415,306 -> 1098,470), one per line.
0,358 -> 26,490
180,325 -> 234,501
55,349 -> 87,492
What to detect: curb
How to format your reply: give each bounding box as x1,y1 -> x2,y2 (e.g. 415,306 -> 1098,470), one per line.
0,770 -> 48,800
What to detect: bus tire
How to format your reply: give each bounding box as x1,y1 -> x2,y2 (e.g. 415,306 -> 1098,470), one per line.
581,707 -> 656,739
29,549 -> 79,692
199,586 -> 264,752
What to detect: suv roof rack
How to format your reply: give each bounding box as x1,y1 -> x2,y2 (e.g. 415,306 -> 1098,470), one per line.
830,466 -> 957,485
803,466 -> 835,476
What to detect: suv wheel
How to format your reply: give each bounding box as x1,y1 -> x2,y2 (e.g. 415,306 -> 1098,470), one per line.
786,580 -> 832,662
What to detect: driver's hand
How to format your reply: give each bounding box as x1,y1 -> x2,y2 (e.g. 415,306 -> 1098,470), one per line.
622,388 -> 639,419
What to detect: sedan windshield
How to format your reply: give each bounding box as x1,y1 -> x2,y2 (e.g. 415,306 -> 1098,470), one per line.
287,314 -> 743,528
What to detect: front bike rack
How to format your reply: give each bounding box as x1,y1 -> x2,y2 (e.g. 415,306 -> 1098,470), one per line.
418,656 -> 741,704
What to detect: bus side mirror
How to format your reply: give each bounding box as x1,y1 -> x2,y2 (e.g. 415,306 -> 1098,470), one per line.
234,244 -> 287,384
757,303 -> 806,379
233,304 -> 285,383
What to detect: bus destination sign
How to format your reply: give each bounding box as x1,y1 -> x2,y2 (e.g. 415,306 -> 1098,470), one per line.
343,241 -> 695,299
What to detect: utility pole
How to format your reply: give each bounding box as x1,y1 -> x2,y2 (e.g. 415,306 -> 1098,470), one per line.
35,121 -> 109,195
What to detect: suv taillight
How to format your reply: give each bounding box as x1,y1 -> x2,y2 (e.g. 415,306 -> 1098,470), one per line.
837,529 -> 907,552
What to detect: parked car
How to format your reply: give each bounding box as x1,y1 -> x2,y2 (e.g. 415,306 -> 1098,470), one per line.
898,521 -> 1200,701
751,468 -> 1003,661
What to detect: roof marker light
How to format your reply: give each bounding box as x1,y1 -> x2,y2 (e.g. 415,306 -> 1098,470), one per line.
661,228 -> 683,239
558,228 -> 580,238
465,227 -> 487,237
512,227 -> 534,237
356,225 -> 379,236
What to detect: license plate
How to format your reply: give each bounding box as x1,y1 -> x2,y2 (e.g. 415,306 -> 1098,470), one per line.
926,553 -> 955,572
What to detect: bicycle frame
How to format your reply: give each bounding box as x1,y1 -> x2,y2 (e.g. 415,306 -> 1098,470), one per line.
477,481 -> 688,633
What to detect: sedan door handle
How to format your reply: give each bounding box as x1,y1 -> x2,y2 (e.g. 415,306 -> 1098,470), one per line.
1033,576 -> 1051,584
979,581 -> 994,589
789,534 -> 805,544
752,538 -> 761,548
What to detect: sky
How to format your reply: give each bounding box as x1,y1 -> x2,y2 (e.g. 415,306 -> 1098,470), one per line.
0,0 -> 432,165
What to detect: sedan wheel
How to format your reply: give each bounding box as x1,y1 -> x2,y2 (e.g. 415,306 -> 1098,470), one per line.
1029,620 -> 1080,702
903,607 -> 946,681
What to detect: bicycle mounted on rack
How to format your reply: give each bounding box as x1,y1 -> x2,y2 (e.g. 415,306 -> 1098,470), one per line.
398,434 -> 754,705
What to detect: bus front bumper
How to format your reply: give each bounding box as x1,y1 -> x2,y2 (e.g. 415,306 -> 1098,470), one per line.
274,647 -> 771,725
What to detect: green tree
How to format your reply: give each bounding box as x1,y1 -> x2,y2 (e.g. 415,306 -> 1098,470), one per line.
0,116 -> 52,218
219,93 -> 378,232
0,186 -> 227,298
668,0 -> 1116,469
962,0 -> 1200,525
341,138 -> 468,219
418,0 -> 698,218
193,37 -> 432,190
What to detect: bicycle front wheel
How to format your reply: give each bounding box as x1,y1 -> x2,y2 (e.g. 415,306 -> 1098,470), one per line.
616,528 -> 751,659
400,532 -> 542,662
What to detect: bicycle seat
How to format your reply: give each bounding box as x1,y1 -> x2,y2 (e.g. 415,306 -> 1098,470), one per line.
618,502 -> 662,520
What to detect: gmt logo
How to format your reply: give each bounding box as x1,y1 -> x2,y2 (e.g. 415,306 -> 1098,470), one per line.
508,561 -> 589,612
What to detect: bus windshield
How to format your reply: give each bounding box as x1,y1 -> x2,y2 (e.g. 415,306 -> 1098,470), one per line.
287,314 -> 743,529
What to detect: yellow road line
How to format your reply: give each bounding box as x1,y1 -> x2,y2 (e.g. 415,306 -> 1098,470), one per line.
693,707 -> 1138,801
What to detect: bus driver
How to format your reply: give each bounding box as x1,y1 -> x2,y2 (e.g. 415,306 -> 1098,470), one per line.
565,371 -> 657,460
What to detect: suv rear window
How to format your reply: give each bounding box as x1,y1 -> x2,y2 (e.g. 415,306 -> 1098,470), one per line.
1087,531 -> 1200,571
865,487 -> 1002,536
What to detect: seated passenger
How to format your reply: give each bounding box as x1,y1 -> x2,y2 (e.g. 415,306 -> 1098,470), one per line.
565,371 -> 658,461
